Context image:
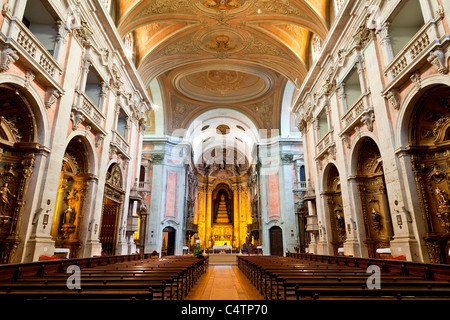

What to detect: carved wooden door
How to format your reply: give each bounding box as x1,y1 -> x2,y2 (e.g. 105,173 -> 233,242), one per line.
100,203 -> 119,255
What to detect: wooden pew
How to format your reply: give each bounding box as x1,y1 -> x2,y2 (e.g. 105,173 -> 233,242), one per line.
0,255 -> 208,301
295,285 -> 450,300
0,282 -> 160,300
282,276 -> 428,300
238,255 -> 450,301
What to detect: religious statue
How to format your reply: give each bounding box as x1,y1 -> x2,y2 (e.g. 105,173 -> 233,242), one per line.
62,205 -> 75,225
66,188 -> 78,206
435,186 -> 448,205
371,208 -> 382,231
0,182 -> 15,213
335,211 -> 346,240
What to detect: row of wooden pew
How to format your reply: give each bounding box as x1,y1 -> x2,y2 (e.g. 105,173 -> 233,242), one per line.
0,255 -> 208,301
237,255 -> 450,300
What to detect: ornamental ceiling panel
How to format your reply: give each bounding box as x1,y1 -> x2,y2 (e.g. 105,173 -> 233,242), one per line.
117,0 -> 330,132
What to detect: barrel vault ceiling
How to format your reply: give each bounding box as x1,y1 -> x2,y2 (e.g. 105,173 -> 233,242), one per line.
116,0 -> 330,132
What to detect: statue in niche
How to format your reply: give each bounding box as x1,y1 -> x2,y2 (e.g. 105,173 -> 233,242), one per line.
66,188 -> 78,205
435,186 -> 449,205
62,205 -> 75,225
371,208 -> 382,231
60,188 -> 78,239
0,182 -> 15,213
335,209 -> 346,240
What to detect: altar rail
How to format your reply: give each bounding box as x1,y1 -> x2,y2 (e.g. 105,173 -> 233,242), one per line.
0,254 -> 149,283
286,253 -> 450,281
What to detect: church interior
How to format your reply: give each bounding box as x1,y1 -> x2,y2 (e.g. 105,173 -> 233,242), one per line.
0,0 -> 449,304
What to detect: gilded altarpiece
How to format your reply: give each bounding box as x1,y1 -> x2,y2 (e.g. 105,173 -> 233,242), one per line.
0,87 -> 36,263
356,138 -> 394,258
324,165 -> 346,255
195,178 -> 252,250
52,140 -> 90,259
409,86 -> 450,264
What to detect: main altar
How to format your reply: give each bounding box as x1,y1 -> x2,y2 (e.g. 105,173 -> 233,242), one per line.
194,178 -> 253,251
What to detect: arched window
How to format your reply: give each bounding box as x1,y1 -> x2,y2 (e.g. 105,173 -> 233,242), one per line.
124,33 -> 134,59
139,165 -> 146,182
299,165 -> 306,182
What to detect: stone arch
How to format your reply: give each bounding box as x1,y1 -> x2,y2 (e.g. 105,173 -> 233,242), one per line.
322,162 -> 346,255
395,74 -> 450,150
321,160 -> 340,191
347,130 -> 381,177
350,136 -> 394,258
51,135 -> 94,258
401,84 -> 450,263
0,73 -> 50,148
64,130 -> 99,177
0,82 -> 48,263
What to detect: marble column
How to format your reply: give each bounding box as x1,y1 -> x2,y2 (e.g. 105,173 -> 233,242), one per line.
144,152 -> 164,254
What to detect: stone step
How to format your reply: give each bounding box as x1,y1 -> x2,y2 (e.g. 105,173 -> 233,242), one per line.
208,253 -> 238,265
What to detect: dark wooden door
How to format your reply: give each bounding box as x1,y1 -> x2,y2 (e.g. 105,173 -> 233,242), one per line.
164,227 -> 176,256
100,202 -> 119,255
269,226 -> 283,256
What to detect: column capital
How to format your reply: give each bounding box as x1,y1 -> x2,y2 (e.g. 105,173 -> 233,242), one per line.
281,153 -> 294,165
151,153 -> 164,164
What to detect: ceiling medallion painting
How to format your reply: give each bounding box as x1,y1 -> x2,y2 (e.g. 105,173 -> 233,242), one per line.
171,64 -> 274,104
203,0 -> 245,10
207,35 -> 237,52
194,26 -> 248,57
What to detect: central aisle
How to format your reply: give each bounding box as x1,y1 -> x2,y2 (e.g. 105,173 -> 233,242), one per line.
185,265 -> 264,300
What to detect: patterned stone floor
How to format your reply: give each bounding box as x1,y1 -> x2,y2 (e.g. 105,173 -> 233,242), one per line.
185,264 -> 264,300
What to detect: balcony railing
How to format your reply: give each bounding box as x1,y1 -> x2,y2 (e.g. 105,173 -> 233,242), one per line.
316,130 -> 332,153
138,181 -> 151,191
112,129 -> 129,156
9,18 -> 62,83
294,181 -> 307,191
342,95 -> 365,128
80,94 -> 105,127
384,15 -> 446,84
